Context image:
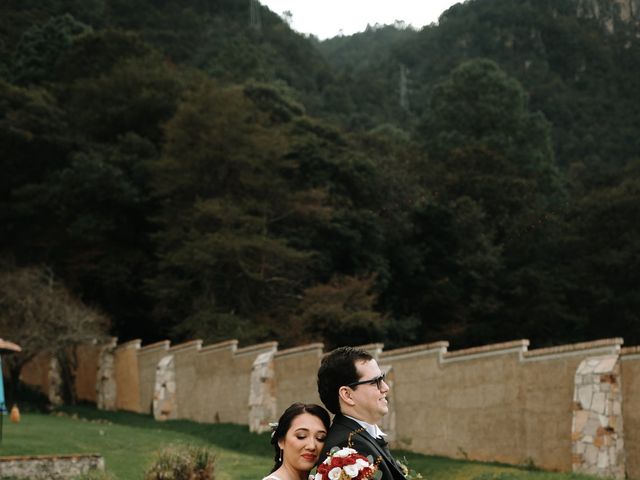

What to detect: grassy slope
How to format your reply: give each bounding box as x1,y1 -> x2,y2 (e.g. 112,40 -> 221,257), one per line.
0,406 -> 598,480
0,407 -> 270,479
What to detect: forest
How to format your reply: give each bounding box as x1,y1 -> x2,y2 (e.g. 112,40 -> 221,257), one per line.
1,0 -> 639,357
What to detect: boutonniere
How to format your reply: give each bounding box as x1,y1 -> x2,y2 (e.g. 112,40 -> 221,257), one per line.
396,457 -> 423,479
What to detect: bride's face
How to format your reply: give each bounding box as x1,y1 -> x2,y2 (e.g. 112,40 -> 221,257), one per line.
278,412 -> 327,474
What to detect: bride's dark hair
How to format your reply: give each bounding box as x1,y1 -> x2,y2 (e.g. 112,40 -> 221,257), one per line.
270,402 -> 331,473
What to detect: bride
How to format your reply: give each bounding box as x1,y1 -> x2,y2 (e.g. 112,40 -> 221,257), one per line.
262,402 -> 330,480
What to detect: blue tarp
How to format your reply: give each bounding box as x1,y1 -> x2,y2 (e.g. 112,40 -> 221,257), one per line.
0,356 -> 6,414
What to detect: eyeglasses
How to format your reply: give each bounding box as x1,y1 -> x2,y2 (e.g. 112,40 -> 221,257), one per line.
347,373 -> 386,390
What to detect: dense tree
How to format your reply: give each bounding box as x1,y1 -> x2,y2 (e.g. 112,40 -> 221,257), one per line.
413,59 -> 572,345
292,274 -> 385,348
1,0 -> 639,351
2,27 -> 186,339
566,160 -> 640,344
11,14 -> 91,85
149,82 -> 314,343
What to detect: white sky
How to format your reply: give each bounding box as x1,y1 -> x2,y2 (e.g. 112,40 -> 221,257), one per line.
260,0 -> 461,40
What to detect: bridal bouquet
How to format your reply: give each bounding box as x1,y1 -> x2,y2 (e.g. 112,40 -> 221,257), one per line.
310,446 -> 380,480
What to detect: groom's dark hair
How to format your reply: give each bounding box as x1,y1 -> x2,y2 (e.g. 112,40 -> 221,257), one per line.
317,346 -> 374,414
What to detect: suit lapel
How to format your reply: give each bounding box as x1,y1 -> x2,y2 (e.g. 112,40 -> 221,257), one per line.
333,415 -> 405,478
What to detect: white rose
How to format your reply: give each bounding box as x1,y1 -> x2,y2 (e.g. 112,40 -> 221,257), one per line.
314,474 -> 323,480
344,464 -> 360,478
355,458 -> 369,468
333,447 -> 357,457
328,467 -> 343,480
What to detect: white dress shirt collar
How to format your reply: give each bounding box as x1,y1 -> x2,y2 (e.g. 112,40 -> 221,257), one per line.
344,415 -> 386,439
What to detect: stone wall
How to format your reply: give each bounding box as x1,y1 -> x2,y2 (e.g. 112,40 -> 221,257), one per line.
621,347 -> 640,480
208,341 -> 277,424
249,348 -> 277,433
571,355 -> 624,478
97,338 -> 117,410
0,454 -> 104,480
138,340 -> 170,414
114,339 -> 142,412
139,339 -> 280,424
379,338 -> 625,472
19,351 -> 51,397
74,344 -> 103,403
273,343 -> 324,415
17,336 -> 640,479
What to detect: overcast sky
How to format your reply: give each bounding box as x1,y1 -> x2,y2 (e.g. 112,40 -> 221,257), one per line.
260,0 -> 462,40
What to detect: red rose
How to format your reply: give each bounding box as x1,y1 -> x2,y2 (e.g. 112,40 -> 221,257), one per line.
342,455 -> 357,465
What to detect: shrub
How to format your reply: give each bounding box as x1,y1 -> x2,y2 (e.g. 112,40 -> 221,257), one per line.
144,444 -> 216,480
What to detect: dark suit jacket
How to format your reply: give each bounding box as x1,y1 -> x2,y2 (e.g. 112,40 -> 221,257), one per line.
317,414 -> 406,480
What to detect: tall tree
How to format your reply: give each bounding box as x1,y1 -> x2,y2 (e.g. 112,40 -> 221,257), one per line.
566,160 -> 640,344
11,14 -> 91,85
149,82 -> 319,343
417,59 -> 570,346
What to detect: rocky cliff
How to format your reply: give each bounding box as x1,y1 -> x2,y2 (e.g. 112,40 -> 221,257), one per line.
576,0 -> 640,32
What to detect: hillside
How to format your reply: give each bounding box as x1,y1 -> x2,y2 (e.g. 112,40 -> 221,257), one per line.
1,0 -> 639,350
318,0 -> 640,171
0,0 -> 332,106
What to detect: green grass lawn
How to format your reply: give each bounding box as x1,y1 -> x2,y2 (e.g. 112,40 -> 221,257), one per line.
0,405 -> 598,480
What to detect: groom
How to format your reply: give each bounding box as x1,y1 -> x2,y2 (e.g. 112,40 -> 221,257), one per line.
317,346 -> 406,479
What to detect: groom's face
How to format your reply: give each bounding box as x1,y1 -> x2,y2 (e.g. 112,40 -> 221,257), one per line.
350,359 -> 389,424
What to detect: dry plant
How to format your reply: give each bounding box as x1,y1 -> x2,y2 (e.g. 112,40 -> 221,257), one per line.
144,445 -> 216,480
0,265 -> 110,400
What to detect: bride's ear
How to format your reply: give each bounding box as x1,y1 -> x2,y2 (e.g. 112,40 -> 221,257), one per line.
338,386 -> 355,406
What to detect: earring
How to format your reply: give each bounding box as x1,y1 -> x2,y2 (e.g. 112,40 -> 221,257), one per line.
279,449 -> 283,462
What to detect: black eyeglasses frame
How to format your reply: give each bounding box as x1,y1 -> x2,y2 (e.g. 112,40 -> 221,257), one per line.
346,373 -> 386,390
